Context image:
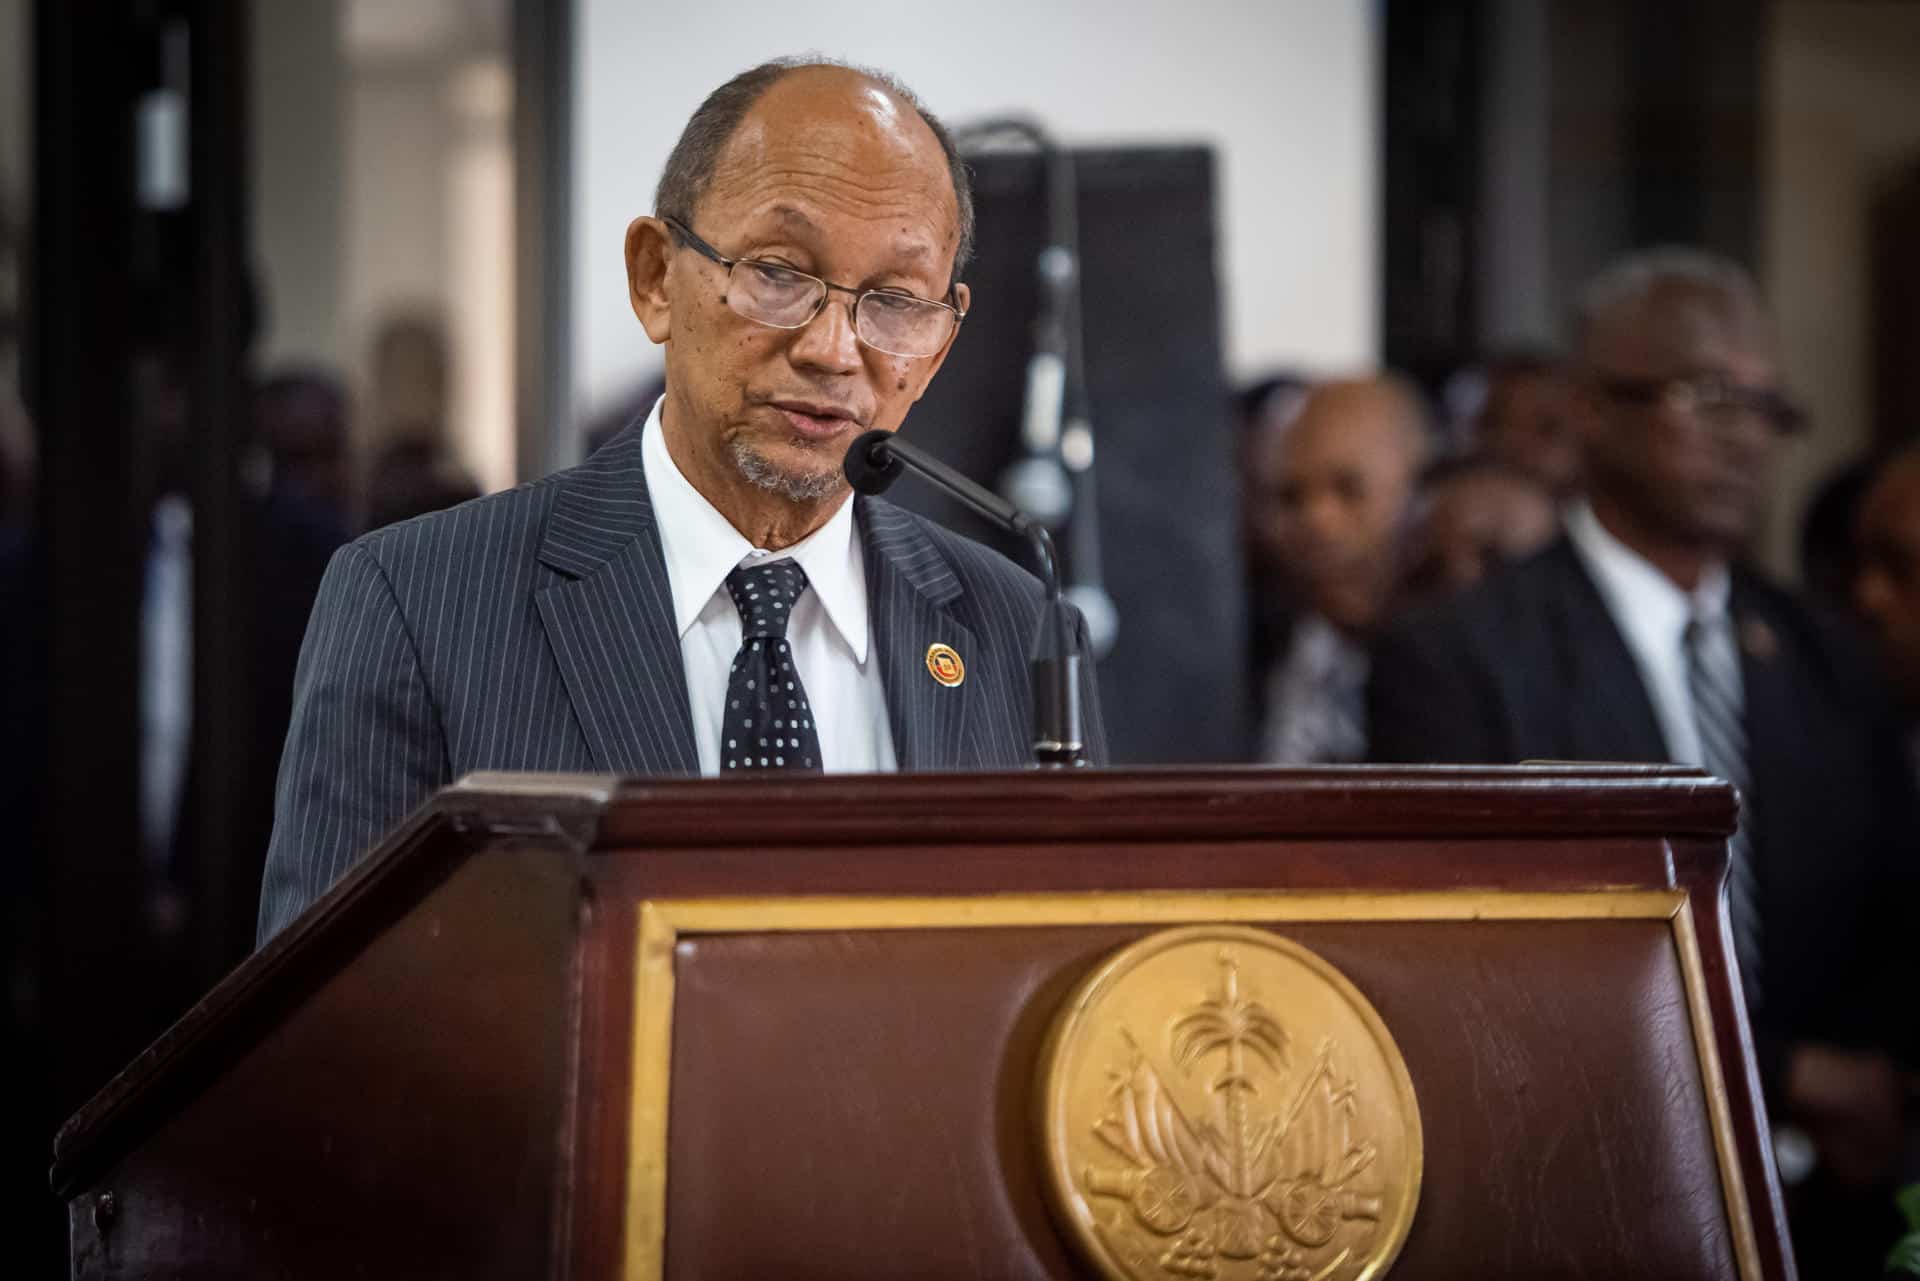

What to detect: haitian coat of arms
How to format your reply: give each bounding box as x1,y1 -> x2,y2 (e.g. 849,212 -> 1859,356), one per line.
1037,926 -> 1422,1281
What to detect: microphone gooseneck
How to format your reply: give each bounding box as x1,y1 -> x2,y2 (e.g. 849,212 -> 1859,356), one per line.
953,117 -> 1119,662
844,431 -> 1086,768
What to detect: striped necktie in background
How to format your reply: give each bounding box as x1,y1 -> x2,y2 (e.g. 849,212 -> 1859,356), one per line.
1684,612 -> 1763,1013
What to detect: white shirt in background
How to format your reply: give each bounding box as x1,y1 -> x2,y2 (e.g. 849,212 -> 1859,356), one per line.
1260,612 -> 1369,765
1563,500 -> 1741,767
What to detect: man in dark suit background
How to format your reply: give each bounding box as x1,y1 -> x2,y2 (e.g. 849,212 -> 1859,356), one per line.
1243,376 -> 1428,764
1369,247 -> 1915,1273
258,57 -> 1105,943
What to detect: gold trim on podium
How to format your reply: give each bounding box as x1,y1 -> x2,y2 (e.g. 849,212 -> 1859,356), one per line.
621,889 -> 1758,1281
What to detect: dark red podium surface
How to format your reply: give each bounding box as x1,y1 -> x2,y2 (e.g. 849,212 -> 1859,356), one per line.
53,767 -> 1791,1280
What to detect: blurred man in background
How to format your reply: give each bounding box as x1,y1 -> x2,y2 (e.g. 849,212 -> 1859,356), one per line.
254,369 -> 352,532
1397,455 -> 1557,605
1854,448 -> 1920,777
1370,247 -> 1916,1274
1244,376 -> 1427,763
364,430 -> 482,531
1472,349 -> 1583,501
1800,456 -> 1880,610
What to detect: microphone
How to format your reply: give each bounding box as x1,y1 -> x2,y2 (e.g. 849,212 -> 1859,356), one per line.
844,429 -> 1088,768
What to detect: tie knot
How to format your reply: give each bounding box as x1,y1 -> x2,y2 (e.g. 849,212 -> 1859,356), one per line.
726,559 -> 808,639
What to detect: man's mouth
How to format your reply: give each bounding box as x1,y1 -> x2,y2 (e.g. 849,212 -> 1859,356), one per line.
766,400 -> 863,441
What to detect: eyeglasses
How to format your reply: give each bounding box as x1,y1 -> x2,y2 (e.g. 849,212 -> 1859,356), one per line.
1597,373 -> 1807,436
662,216 -> 965,360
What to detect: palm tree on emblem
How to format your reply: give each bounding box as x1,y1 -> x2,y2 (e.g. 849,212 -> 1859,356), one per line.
1172,951 -> 1289,1259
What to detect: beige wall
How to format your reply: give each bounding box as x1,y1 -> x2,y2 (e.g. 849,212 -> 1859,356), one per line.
251,0 -> 346,371
1763,2 -> 1920,575
342,64 -> 453,445
0,0 -> 25,214
246,0 -> 515,493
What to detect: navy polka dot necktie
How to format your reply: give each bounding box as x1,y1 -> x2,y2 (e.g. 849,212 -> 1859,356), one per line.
720,559 -> 822,772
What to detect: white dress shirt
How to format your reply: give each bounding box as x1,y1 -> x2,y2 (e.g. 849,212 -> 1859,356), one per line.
640,398 -> 898,776
1563,500 -> 1740,767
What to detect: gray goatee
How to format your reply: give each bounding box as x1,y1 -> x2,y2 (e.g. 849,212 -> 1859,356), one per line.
730,439 -> 845,504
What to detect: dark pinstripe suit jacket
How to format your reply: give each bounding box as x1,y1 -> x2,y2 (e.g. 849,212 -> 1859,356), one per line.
256,421 -> 1108,942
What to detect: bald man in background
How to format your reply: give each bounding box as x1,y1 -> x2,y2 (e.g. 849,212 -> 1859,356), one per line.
1243,377 -> 1428,763
1370,248 -> 1917,1274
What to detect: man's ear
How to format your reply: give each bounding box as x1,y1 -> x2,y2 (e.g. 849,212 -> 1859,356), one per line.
626,216 -> 674,344
909,281 -> 971,404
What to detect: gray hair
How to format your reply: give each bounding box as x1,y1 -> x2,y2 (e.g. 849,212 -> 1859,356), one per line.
653,56 -> 975,287
1571,246 -> 1765,352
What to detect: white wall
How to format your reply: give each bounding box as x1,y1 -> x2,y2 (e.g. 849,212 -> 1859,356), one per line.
571,0 -> 1380,421
1763,2 -> 1920,574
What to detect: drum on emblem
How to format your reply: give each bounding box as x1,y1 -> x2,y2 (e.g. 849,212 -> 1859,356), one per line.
1036,925 -> 1422,1281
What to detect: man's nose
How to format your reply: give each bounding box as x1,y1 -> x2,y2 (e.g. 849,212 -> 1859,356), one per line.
787,294 -> 863,374
1299,491 -> 1349,540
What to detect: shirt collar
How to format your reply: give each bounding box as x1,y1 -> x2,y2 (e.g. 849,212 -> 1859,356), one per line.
1564,500 -> 1731,642
640,396 -> 870,662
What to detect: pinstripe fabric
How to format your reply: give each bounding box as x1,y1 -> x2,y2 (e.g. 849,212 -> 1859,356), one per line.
256,420 -> 1108,942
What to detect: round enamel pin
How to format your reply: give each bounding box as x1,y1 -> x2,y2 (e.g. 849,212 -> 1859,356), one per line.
925,643 -> 965,688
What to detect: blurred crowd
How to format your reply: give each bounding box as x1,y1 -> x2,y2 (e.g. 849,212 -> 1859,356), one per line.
0,275 -> 485,951
1239,245 -> 1919,1272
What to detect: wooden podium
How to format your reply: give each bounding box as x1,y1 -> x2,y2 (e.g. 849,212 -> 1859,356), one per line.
53,767 -> 1793,1280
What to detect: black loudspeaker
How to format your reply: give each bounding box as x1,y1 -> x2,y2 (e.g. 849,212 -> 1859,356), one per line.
899,146 -> 1249,764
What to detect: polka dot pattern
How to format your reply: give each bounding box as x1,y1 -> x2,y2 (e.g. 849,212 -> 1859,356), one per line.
720,560 -> 822,773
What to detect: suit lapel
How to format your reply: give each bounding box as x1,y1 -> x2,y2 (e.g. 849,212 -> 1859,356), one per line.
534,425 -> 699,775
858,498 -> 983,771
1545,539 -> 1672,761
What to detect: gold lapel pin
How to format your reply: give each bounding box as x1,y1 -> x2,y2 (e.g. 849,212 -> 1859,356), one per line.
925,643 -> 965,688
1739,617 -> 1778,663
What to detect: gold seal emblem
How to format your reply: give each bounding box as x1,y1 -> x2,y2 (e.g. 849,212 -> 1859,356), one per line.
1036,926 -> 1422,1281
925,643 -> 965,687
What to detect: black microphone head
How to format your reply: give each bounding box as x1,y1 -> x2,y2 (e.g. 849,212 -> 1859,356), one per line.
843,429 -> 904,496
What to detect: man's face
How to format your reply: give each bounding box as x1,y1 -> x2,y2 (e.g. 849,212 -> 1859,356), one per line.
1409,468 -> 1558,598
1578,296 -> 1785,555
628,70 -> 968,516
1480,369 -> 1581,498
1854,465 -> 1920,711
1251,388 -> 1420,631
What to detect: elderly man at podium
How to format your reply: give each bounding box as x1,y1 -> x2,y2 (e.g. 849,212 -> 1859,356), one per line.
256,58 -> 1106,944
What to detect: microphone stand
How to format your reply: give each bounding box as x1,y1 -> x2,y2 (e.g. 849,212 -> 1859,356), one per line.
844,431 -> 1087,768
